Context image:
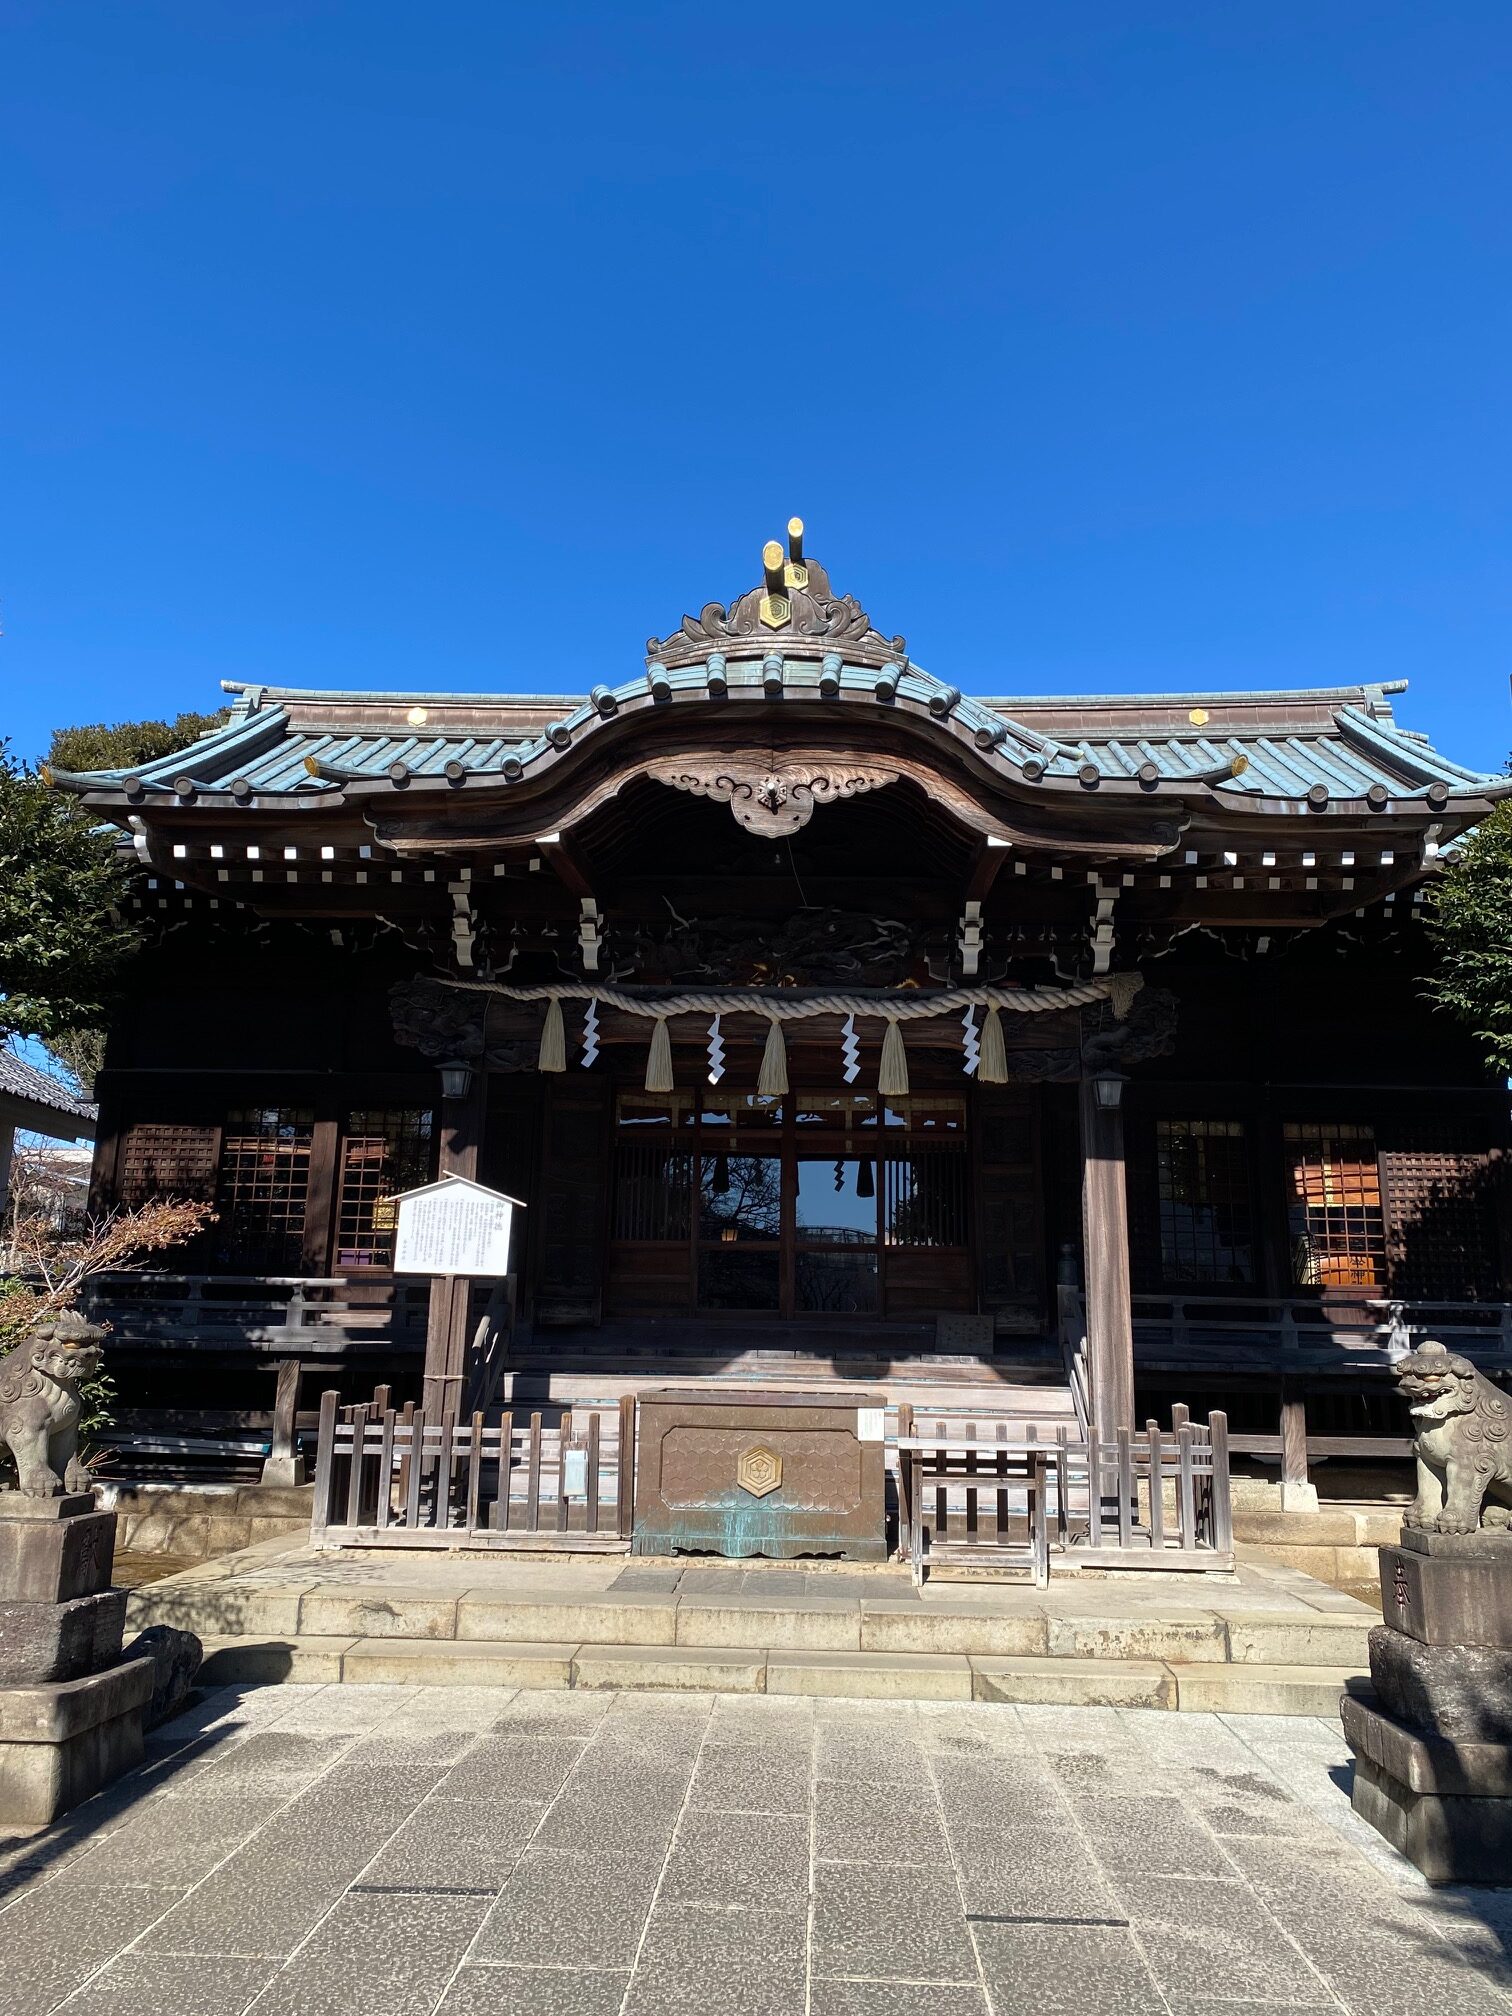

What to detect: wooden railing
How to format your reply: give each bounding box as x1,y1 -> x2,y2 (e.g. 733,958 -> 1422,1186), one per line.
1132,1292 -> 1512,1370
1056,1283 -> 1092,1434
311,1388 -> 636,1552
82,1272 -> 431,1354
1067,1407 -> 1232,1568
895,1405 -> 1232,1579
1226,1386 -> 1415,1498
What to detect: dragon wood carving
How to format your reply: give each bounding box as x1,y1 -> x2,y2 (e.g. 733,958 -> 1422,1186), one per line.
645,758 -> 899,837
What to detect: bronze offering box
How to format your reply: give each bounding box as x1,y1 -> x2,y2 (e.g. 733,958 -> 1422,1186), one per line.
632,1388 -> 888,1562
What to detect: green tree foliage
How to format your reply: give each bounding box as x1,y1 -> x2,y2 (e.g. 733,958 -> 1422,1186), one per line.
44,1028 -> 109,1098
0,745 -> 135,1044
48,710 -> 228,775
1429,798 -> 1512,1078
1,713 -> 226,1054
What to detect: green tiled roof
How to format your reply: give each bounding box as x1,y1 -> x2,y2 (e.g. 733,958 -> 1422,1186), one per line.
47,658 -> 1502,810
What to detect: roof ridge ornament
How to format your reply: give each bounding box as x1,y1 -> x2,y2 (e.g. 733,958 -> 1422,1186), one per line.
646,519 -> 907,671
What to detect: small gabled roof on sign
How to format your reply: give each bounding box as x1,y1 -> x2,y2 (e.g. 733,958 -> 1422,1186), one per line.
387,1173 -> 526,1209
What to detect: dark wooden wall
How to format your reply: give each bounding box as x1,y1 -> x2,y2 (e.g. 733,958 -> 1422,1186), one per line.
89,914 -> 1512,1333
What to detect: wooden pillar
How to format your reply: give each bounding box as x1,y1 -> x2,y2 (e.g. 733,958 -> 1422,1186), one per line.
261,1357 -> 306,1486
421,1069 -> 487,1418
1079,1075 -> 1135,1439
301,1115 -> 341,1275
0,1123 -> 13,1218
1278,1384 -> 1317,1511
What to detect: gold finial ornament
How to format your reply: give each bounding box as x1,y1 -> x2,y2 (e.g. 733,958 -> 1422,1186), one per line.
784,516 -> 808,590
760,538 -> 791,628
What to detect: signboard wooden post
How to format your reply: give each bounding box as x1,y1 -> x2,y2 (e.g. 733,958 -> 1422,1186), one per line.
390,1175 -> 525,1417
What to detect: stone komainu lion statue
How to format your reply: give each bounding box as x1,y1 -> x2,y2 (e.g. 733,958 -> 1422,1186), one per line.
0,1311 -> 105,1499
1396,1340 -> 1512,1535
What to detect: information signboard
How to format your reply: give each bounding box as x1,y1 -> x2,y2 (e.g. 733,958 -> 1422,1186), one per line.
392,1175 -> 523,1277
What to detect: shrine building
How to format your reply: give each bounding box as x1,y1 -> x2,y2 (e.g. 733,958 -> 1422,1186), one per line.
50,523 -> 1512,1460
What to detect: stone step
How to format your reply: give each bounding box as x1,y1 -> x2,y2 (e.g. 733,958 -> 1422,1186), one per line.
139,1580 -> 1370,1661
136,1572 -> 1378,1669
194,1633 -> 1365,1713
132,1580 -> 1374,1668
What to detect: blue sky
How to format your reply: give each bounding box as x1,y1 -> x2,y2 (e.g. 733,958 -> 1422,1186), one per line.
2,2 -> 1509,771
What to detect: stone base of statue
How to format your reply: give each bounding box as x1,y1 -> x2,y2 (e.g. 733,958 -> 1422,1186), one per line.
1343,1524 -> 1512,1885
0,1656 -> 155,1825
1342,1694 -> 1512,1885
0,1490 -> 152,1826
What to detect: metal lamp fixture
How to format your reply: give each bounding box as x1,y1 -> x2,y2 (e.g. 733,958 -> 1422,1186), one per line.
440,1062 -> 474,1101
1091,1071 -> 1126,1111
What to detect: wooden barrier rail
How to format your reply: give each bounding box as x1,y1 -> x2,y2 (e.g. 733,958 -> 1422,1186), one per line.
896,1405 -> 1232,1579
311,1388 -> 636,1552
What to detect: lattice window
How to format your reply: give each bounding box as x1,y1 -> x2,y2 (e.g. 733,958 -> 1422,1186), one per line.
611,1140 -> 694,1241
1153,1119 -> 1255,1285
1382,1144 -> 1502,1299
883,1148 -> 969,1248
334,1108 -> 435,1269
1285,1123 -> 1386,1288
117,1124 -> 218,1205
213,1108 -> 314,1271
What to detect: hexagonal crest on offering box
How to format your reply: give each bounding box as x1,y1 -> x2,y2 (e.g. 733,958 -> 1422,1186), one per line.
737,1445 -> 782,1499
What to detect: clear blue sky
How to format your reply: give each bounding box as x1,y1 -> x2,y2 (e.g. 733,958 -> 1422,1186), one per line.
2,2 -> 1509,770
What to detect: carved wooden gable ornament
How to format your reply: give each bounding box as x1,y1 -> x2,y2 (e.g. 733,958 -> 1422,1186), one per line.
641,520 -> 907,831
645,756 -> 900,836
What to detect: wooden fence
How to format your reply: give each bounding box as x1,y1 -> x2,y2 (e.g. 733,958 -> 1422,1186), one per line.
311,1389 -> 636,1551
897,1429 -> 1051,1588
896,1404 -> 1232,1579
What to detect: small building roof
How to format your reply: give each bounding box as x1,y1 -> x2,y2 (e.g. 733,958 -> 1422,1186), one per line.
0,1049 -> 97,1140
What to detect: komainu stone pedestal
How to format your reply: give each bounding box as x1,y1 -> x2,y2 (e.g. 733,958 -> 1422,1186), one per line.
1343,1527 -> 1512,1884
0,1656 -> 154,1825
0,1492 -> 150,1826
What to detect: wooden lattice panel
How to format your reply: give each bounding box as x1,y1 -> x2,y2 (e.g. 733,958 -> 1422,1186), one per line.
334,1108 -> 434,1269
117,1123 -> 219,1204
1382,1145 -> 1503,1299
1284,1122 -> 1386,1288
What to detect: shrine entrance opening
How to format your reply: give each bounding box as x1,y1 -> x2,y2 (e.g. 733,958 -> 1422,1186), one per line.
608,1089 -> 973,1324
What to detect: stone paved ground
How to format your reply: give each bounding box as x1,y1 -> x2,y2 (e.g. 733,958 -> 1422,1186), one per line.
1,1685 -> 1509,2016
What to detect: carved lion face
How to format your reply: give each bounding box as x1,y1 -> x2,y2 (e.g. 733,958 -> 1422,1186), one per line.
1395,1340 -> 1480,1421
27,1318 -> 104,1388
33,1339 -> 102,1387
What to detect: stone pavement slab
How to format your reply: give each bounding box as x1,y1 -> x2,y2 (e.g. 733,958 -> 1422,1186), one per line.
0,1681 -> 1508,2015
